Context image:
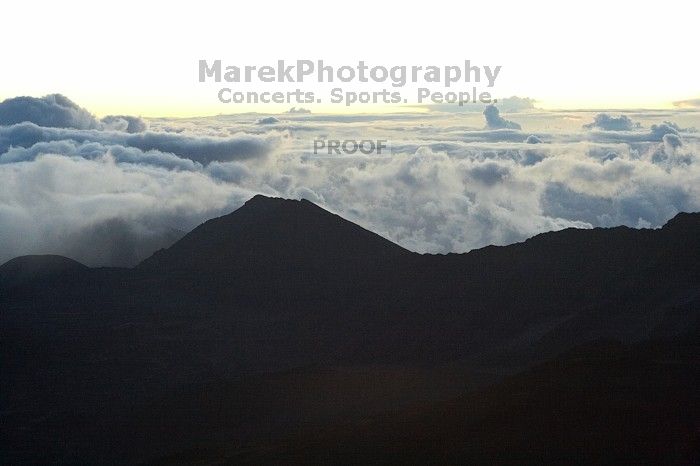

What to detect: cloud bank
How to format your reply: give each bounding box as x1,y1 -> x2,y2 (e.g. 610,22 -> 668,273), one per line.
0,94 -> 149,133
0,122 -> 281,164
0,96 -> 699,266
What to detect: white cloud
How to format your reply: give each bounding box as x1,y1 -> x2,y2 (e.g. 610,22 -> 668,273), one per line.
1,97 -> 699,265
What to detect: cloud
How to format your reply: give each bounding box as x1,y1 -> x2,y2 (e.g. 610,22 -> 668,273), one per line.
483,105 -> 522,129
257,116 -> 280,125
650,134 -> 694,168
663,133 -> 683,149
0,153 -> 253,266
468,162 -> 511,185
0,94 -> 148,134
100,115 -> 148,133
60,217 -> 184,267
0,122 -> 281,164
286,107 -> 311,114
498,96 -> 537,112
584,113 -> 640,131
672,98 -> 700,108
206,161 -> 252,183
0,96 -> 284,264
649,122 -> 679,141
541,180 -> 689,228
0,140 -> 202,171
651,120 -> 696,134
1,95 -> 699,266
0,94 -> 99,130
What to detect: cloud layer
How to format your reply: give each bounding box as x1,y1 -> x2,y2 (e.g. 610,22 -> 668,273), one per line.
0,94 -> 150,133
0,95 -> 699,266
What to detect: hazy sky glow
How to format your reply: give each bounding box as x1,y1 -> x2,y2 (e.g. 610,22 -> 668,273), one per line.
2,0 -> 697,116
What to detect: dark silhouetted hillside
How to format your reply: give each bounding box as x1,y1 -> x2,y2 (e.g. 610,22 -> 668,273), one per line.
140,194 -> 410,273
1,196 -> 698,464
0,254 -> 87,288
216,339 -> 699,466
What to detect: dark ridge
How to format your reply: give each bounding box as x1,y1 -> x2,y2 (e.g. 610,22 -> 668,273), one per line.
0,254 -> 87,288
138,195 -> 410,274
221,339 -> 699,466
2,197 -> 699,464
663,211 -> 700,231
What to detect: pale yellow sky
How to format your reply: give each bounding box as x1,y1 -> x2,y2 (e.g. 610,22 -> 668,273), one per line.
1,1 -> 697,117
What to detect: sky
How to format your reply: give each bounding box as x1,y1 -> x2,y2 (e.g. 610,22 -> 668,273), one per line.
1,0 -> 698,116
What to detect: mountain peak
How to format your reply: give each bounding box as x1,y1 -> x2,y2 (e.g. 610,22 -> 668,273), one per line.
138,195 -> 409,273
663,211 -> 700,231
240,194 -> 318,212
244,194 -> 290,205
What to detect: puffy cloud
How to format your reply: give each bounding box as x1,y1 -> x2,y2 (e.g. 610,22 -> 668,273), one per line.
0,94 -> 149,135
0,96 -> 283,264
100,115 -> 148,133
0,140 -> 202,171
541,180 -> 689,228
0,122 -> 281,164
483,105 -> 521,129
649,122 -> 679,141
206,161 -> 252,183
648,120 -> 696,136
286,107 -> 311,114
1,96 -> 699,266
468,162 -> 511,185
257,116 -> 280,125
0,94 -> 99,129
663,133 -> 683,149
525,135 -> 543,144
651,134 -> 693,168
584,113 -> 640,131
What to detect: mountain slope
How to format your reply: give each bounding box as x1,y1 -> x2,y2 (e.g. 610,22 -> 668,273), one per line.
139,195 -> 410,274
218,339 -> 699,466
1,196 -> 699,464
0,254 -> 88,289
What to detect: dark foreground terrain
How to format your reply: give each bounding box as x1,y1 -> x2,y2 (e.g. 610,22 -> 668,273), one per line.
1,196 -> 699,464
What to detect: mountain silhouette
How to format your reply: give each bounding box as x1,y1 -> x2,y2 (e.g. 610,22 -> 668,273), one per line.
0,254 -> 87,287
1,195 -> 698,464
140,195 -> 410,273
137,195 -> 411,306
